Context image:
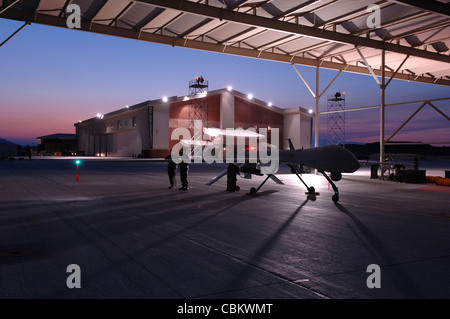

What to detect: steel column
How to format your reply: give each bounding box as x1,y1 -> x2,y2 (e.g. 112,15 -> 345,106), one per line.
315,64 -> 320,148
292,63 -> 343,149
380,49 -> 386,167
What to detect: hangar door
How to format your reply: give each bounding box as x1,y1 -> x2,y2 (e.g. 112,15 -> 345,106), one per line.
84,130 -> 142,157
106,130 -> 143,157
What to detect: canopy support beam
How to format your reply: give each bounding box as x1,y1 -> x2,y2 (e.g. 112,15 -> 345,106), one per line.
0,21 -> 28,48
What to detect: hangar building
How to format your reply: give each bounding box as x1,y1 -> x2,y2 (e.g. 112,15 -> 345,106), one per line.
74,87 -> 313,158
37,133 -> 77,156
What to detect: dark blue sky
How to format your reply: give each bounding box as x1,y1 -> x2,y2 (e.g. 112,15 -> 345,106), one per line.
1,18 -> 449,146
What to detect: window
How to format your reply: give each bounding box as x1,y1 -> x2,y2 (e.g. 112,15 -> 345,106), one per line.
117,120 -> 122,129
132,116 -> 137,127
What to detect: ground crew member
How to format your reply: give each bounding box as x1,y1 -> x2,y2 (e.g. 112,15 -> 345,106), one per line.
179,161 -> 189,191
226,163 -> 240,192
167,155 -> 177,189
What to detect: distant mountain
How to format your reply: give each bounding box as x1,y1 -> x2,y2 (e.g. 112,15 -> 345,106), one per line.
0,138 -> 20,146
345,142 -> 450,159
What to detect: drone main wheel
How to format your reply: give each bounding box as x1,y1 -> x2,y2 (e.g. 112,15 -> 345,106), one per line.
308,187 -> 315,194
235,186 -> 240,191
332,194 -> 339,203
250,187 -> 257,194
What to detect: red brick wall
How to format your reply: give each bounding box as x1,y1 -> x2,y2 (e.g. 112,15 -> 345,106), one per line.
168,94 -> 221,150
234,96 -> 283,147
165,93 -> 284,153
234,97 -> 283,125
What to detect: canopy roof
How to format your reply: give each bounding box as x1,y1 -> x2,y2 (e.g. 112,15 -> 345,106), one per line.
1,0 -> 450,85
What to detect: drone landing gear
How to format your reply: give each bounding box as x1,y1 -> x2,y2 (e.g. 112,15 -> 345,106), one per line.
291,170 -> 319,200
248,168 -> 340,203
292,167 -> 339,202
248,174 -> 272,195
319,170 -> 339,203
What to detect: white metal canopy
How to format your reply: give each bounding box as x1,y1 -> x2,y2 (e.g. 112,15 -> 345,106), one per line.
1,0 -> 449,86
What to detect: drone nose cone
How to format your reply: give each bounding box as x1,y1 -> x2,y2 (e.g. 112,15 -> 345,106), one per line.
321,145 -> 360,173
339,147 -> 360,173
349,157 -> 361,172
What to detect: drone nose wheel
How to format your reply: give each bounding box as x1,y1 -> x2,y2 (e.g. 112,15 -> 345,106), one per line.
332,193 -> 339,203
319,170 -> 340,203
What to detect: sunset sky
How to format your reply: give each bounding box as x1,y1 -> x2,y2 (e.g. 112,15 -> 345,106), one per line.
1,18 -> 449,147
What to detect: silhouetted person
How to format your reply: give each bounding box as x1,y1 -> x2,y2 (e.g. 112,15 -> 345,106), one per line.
413,154 -> 419,170
26,145 -> 31,160
179,161 -> 189,190
226,163 -> 240,192
167,154 -> 177,189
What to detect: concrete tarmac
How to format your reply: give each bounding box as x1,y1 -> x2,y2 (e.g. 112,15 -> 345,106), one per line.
0,157 -> 449,299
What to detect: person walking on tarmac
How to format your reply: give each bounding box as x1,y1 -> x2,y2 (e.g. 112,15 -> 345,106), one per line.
167,153 -> 177,189
226,163 -> 240,192
26,144 -> 32,160
179,161 -> 189,191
